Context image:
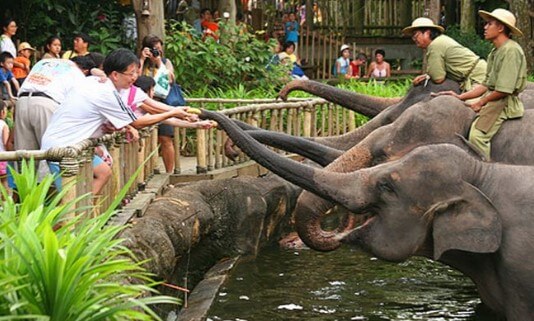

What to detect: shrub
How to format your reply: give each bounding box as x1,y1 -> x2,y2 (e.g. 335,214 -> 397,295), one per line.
165,21 -> 290,92
446,25 -> 493,59
0,160 -> 179,320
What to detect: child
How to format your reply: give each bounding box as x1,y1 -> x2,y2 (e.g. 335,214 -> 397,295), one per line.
0,51 -> 19,101
12,42 -> 35,85
0,101 -> 10,190
335,44 -> 352,79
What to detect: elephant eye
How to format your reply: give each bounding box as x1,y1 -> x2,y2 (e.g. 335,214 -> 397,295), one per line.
378,180 -> 395,195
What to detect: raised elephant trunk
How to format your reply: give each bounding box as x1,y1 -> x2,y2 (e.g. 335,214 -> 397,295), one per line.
278,80 -> 401,117
200,109 -> 376,251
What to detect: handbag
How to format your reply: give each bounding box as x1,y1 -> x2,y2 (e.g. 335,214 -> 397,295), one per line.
164,83 -> 186,106
153,64 -> 170,99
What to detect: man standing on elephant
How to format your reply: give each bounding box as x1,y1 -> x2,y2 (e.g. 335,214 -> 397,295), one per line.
438,8 -> 527,160
403,17 -> 487,91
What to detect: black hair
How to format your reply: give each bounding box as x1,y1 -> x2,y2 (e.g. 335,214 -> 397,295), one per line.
0,100 -> 5,113
375,49 -> 385,57
282,41 -> 295,52
141,34 -> 163,49
134,75 -> 156,93
1,18 -> 15,31
44,35 -> 61,53
103,48 -> 139,76
89,52 -> 105,69
0,52 -> 14,64
70,55 -> 96,73
200,8 -> 211,16
417,28 -> 442,40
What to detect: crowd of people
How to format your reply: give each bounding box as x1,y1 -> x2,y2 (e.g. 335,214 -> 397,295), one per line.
0,6 -> 527,196
0,17 -> 214,196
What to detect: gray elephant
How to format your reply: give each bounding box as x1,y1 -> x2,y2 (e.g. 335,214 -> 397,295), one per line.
197,111 -> 534,320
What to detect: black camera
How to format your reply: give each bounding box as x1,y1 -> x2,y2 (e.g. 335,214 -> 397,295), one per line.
150,48 -> 160,57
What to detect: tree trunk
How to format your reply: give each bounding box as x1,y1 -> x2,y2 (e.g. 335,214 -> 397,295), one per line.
426,0 -> 441,25
399,0 -> 413,30
508,0 -> 533,72
218,0 -> 237,21
460,0 -> 476,33
132,0 -> 165,52
443,0 -> 458,26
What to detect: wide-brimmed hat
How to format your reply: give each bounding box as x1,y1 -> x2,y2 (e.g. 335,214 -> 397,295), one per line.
402,17 -> 444,35
18,42 -> 35,52
339,44 -> 351,53
479,8 -> 522,36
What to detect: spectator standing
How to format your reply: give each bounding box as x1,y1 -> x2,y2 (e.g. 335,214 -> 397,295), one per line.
42,36 -> 62,59
0,52 -> 19,101
350,53 -> 367,78
335,44 -> 352,79
366,49 -> 391,78
200,8 -> 220,41
139,35 -> 181,173
14,57 -> 92,151
62,32 -> 91,59
284,12 -> 299,53
0,18 -> 17,57
41,48 -> 198,194
12,42 -> 35,85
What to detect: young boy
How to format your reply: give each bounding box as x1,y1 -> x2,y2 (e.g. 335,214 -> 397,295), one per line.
0,51 -> 19,101
12,42 -> 35,85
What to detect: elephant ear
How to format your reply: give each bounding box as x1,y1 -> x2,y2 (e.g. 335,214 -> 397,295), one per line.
428,182 -> 502,260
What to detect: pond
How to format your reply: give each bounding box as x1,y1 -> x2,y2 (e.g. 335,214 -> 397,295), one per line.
207,246 -> 501,321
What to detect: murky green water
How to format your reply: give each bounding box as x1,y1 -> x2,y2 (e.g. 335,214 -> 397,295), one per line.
207,246 -> 500,321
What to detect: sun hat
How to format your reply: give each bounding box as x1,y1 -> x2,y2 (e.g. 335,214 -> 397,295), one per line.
478,8 -> 523,36
18,42 -> 35,52
339,44 -> 351,53
402,17 -> 444,35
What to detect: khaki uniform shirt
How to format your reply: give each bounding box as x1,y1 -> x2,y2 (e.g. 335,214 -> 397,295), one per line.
426,35 -> 487,90
484,39 -> 527,119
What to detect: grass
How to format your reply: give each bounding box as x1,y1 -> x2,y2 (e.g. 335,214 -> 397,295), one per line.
0,160 -> 180,320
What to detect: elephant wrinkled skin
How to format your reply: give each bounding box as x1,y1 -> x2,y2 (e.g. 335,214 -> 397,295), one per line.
199,108 -> 534,320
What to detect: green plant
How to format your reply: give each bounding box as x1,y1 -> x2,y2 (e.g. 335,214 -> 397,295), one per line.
446,24 -> 493,59
165,21 -> 290,92
0,160 -> 179,320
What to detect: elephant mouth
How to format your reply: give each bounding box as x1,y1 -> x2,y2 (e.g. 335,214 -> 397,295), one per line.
336,213 -> 376,243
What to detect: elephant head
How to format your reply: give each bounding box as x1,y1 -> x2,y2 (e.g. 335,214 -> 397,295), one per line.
200,109 -> 501,260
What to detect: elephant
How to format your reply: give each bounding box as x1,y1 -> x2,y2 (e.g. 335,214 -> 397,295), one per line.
274,79 -> 534,151
198,110 -> 534,319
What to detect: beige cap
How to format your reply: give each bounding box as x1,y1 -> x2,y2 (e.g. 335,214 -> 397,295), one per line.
340,44 -> 350,53
402,17 -> 444,35
479,8 -> 522,36
18,42 -> 36,52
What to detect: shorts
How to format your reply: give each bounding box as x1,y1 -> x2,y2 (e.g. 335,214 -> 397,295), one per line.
48,155 -> 106,190
158,123 -> 174,137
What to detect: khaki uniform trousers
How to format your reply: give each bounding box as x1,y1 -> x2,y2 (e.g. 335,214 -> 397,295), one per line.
468,99 -> 511,160
14,96 -> 59,150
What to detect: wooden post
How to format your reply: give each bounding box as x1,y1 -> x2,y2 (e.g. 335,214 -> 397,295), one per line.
460,0 -> 475,33
427,0 -> 441,25
399,0 -> 413,29
196,129 -> 207,173
59,157 -> 79,220
303,107 -> 312,137
173,127 -> 181,174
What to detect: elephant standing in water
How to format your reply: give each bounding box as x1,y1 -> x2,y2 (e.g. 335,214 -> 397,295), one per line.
199,110 -> 534,320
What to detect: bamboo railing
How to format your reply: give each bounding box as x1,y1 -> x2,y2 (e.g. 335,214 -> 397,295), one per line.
0,97 -> 359,215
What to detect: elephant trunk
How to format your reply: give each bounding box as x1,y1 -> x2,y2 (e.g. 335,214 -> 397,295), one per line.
278,80 -> 400,118
294,170 -> 374,252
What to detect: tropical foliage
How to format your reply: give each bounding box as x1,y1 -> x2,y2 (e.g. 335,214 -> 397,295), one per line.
0,160 -> 179,320
165,21 -> 290,93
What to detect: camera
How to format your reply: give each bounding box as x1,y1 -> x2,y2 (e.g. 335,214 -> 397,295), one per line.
150,48 -> 160,57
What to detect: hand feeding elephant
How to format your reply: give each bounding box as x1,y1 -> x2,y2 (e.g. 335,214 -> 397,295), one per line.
198,109 -> 534,320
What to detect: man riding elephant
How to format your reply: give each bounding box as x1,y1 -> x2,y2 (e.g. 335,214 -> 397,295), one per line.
403,17 -> 487,91
438,8 -> 527,160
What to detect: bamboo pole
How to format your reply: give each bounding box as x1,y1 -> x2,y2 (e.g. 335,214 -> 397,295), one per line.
173,127 -> 181,174
196,129 -> 207,173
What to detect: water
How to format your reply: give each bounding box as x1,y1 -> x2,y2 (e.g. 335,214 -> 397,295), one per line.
207,246 -> 500,321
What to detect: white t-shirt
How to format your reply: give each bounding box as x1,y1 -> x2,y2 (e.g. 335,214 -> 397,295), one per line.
119,85 -> 148,114
41,77 -> 137,150
0,35 -> 16,57
18,59 -> 86,103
